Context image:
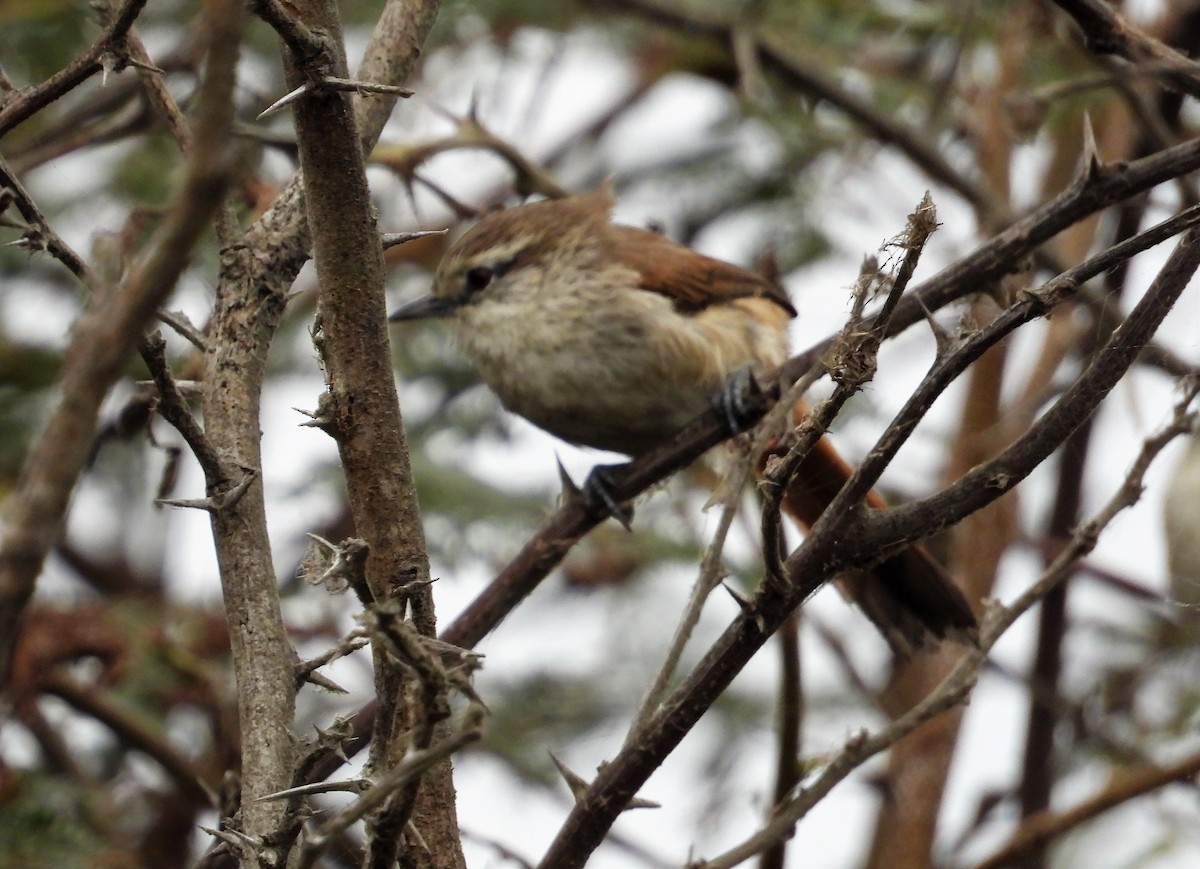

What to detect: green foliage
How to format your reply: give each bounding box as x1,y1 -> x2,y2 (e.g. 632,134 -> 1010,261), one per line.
0,342 -> 61,484
112,136 -> 180,207
0,1 -> 94,85
0,774 -> 109,869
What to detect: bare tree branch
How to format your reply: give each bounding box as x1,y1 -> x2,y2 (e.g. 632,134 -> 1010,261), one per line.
246,0 -> 460,865
0,0 -> 247,688
692,381 -> 1198,869
1050,0 -> 1200,99
970,749 -> 1200,869
534,213 -> 1200,869
0,0 -> 151,137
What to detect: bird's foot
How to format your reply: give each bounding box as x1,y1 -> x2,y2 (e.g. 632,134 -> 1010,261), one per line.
582,463 -> 635,530
713,367 -> 763,437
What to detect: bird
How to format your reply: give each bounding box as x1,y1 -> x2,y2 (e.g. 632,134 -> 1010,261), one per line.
390,187 -> 976,653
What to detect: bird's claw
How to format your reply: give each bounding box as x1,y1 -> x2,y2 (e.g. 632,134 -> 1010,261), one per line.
581,464 -> 634,530
713,367 -> 762,437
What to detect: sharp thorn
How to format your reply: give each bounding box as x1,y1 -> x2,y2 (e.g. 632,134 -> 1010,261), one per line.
557,456 -> 581,499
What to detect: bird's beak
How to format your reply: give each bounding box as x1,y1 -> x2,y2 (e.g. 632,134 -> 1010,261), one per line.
388,294 -> 461,321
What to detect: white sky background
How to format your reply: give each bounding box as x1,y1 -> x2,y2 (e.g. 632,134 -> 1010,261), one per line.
5,12 -> 1200,869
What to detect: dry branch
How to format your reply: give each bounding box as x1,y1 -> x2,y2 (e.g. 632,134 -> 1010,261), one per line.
0,0 -> 246,688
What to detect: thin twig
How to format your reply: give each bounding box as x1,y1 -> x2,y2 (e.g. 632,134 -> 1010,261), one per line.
372,112 -> 570,200
625,446 -> 761,741
969,750 -> 1200,869
141,331 -> 224,480
761,196 -> 938,583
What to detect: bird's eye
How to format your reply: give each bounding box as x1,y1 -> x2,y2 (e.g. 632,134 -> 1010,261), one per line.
464,266 -> 494,293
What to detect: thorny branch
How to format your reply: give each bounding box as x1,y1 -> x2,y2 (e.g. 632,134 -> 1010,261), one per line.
844,224 -> 1200,563
0,0 -> 247,687
760,196 -> 938,583
0,155 -> 98,285
297,710 -> 483,868
189,4 -> 446,862
694,382 -> 1200,869
269,0 -> 459,865
10,3 -> 1200,865
0,0 -> 151,137
291,133 -> 1200,850
291,615 -> 484,869
442,141 -> 1200,656
534,218 -> 1200,868
1050,0 -> 1200,100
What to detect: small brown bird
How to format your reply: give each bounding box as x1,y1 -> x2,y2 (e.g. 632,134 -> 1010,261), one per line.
391,187 -> 975,652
